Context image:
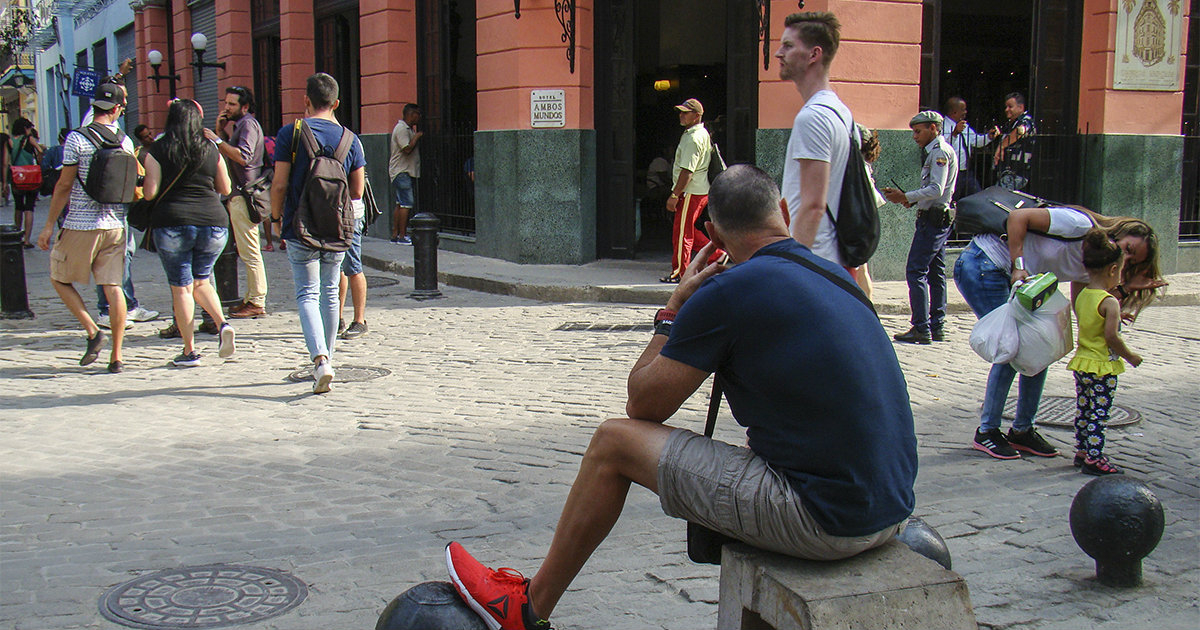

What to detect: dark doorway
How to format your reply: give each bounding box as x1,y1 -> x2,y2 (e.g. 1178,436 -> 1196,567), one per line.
315,0 -> 360,133
594,0 -> 758,259
251,0 -> 282,135
417,0 -> 477,235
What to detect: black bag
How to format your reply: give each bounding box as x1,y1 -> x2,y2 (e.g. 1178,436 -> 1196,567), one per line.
128,164 -> 187,232
363,172 -> 382,227
954,185 -> 1045,236
238,168 -> 273,224
292,120 -> 356,252
707,142 -> 726,185
75,123 -> 139,204
814,105 -> 880,268
39,166 -> 60,196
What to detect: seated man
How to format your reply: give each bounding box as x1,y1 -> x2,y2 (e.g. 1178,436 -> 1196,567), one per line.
446,164 -> 918,630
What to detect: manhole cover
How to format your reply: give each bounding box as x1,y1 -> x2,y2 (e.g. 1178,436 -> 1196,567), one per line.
99,565 -> 307,629
287,365 -> 391,383
366,275 -> 400,288
1003,395 -> 1141,429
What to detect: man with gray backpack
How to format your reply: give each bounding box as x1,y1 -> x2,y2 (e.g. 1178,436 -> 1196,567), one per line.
269,73 -> 366,394
37,82 -> 138,373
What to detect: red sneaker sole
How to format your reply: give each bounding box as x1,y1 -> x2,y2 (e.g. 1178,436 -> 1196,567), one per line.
972,442 -> 1021,460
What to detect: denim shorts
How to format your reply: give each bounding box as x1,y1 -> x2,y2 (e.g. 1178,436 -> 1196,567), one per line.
154,225 -> 228,287
341,218 -> 364,276
392,172 -> 415,208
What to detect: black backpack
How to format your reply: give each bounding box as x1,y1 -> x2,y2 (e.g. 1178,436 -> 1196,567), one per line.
292,120 -> 356,252
814,105 -> 880,268
74,123 -> 139,204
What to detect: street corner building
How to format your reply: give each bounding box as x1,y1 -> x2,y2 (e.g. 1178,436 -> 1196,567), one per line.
17,0 -> 1199,274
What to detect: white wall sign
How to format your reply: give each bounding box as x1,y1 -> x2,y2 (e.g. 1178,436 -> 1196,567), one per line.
1113,0 -> 1186,91
531,90 -> 566,128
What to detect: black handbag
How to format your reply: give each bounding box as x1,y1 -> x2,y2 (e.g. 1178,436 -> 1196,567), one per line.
128,165 -> 186,232
954,185 -> 1045,236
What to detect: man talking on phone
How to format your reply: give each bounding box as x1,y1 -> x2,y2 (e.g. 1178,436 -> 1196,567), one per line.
442,164 -> 918,630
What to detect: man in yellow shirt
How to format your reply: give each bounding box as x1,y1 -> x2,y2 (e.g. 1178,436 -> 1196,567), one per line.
662,98 -> 713,283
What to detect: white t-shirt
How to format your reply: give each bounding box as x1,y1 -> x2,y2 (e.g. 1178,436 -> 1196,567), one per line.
782,90 -> 853,267
972,206 -> 1094,282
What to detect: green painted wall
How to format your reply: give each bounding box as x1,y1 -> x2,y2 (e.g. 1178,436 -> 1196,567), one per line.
1079,133 -> 1184,275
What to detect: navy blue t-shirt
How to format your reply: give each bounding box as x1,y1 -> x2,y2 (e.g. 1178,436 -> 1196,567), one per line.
661,239 -> 917,537
274,117 -> 366,241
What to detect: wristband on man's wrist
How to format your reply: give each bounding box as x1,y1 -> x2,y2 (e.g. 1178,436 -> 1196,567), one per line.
653,308 -> 677,336
1012,256 -> 1025,271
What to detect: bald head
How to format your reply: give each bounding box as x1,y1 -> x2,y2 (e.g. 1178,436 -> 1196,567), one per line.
708,165 -> 787,235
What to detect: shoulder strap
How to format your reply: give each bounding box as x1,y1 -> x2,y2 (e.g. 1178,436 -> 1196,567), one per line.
298,120 -> 322,161
759,248 -> 876,315
812,103 -> 856,146
703,377 -> 723,438
331,127 -> 354,162
290,119 -> 302,162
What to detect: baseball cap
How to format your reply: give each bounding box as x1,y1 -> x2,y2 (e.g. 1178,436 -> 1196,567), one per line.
909,110 -> 943,128
92,82 -> 127,111
674,98 -> 704,116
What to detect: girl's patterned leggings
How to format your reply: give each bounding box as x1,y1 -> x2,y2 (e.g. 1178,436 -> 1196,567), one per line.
1074,371 -> 1118,460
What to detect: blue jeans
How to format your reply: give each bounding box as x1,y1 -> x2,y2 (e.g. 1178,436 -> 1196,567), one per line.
154,225 -> 229,287
287,240 -> 345,361
905,214 -> 952,333
97,224 -> 139,315
953,242 -> 1047,433
392,172 -> 415,208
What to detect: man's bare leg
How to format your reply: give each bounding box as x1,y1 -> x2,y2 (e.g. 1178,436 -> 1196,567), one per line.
527,418 -> 675,619
102,285 -> 126,363
52,279 -> 100,336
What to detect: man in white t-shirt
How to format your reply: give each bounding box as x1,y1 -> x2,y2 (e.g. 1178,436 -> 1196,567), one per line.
776,11 -> 853,270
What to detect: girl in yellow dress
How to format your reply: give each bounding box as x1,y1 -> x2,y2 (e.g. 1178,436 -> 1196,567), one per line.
1068,229 -> 1143,476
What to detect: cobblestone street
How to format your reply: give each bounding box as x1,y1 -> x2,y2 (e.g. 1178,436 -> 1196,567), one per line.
1,221 -> 1198,629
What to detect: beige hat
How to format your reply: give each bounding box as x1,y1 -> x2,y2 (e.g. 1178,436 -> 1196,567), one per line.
674,98 -> 704,116
909,110 -> 944,128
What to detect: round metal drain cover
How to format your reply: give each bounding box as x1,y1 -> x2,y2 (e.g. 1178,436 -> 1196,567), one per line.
366,275 -> 400,288
99,565 -> 307,629
1004,395 -> 1141,429
287,365 -> 391,383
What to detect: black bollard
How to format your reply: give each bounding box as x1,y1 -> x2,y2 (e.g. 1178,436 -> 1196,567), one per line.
1069,476 -> 1164,587
409,212 -> 443,300
895,516 -> 952,570
376,581 -> 486,630
0,225 -> 35,319
212,236 -> 240,308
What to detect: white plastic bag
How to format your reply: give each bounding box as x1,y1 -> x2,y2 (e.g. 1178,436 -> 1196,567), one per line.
1010,290 -> 1074,377
970,298 -> 1020,364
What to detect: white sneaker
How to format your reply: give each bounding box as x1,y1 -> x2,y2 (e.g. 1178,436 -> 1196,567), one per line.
127,306 -> 160,322
96,314 -> 133,330
218,323 -> 236,359
313,359 -> 334,394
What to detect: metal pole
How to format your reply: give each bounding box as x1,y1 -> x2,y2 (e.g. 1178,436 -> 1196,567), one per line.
409,212 -> 442,300
0,225 -> 35,319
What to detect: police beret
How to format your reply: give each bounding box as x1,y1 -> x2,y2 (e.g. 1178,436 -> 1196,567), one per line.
910,110 -> 943,128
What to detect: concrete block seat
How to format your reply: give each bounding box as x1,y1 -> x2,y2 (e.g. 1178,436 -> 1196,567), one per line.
717,541 -> 977,630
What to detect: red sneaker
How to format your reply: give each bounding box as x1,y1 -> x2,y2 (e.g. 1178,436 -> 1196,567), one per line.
445,542 -> 551,630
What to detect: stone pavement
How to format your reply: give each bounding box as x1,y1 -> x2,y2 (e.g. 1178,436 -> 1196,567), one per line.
1,201 -> 1198,629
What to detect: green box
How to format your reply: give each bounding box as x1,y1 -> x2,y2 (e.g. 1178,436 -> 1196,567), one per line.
1017,272 -> 1059,311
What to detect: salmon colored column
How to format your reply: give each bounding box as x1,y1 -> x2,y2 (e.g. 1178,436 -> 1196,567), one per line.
214,0 -> 253,100
1078,0 -> 1189,135
476,0 -> 593,130
360,0 -> 417,134
758,0 -> 921,130
280,0 -> 316,121
134,0 -> 171,132
172,0 -> 194,98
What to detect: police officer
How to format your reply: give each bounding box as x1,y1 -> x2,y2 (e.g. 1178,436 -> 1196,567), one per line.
883,110 -> 958,345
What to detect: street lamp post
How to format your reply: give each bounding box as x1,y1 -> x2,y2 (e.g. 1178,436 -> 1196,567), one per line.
189,33 -> 224,82
146,49 -> 180,98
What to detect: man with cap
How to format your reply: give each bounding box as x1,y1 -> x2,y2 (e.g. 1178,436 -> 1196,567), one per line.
661,98 -> 713,283
883,111 -> 958,345
37,82 -> 138,372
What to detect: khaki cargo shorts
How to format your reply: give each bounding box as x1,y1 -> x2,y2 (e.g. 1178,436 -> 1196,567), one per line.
49,227 -> 126,286
657,428 -> 903,561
